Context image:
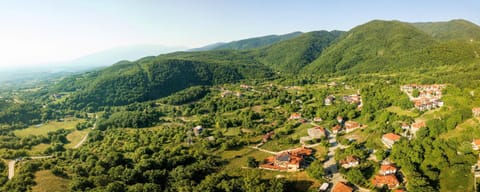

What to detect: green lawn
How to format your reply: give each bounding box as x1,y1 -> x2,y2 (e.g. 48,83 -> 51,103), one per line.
29,143 -> 50,155
32,170 -> 70,192
386,106 -> 419,117
224,148 -> 272,170
14,118 -> 84,137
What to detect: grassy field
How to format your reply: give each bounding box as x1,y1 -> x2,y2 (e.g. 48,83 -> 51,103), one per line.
29,143 -> 50,155
386,106 -> 419,117
223,148 -> 272,170
31,170 -> 70,192
221,147 -> 322,191
14,118 -> 84,137
440,117 -> 480,140
261,123 -> 312,151
64,129 -> 90,148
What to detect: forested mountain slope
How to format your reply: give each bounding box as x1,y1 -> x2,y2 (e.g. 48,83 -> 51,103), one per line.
302,20 -> 480,74
191,32 -> 303,51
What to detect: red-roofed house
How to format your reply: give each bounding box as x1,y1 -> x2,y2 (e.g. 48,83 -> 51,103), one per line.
345,121 -> 360,133
472,139 -> 480,150
259,147 -> 313,172
289,113 -> 302,120
337,116 -> 344,124
372,174 -> 400,189
382,133 -> 401,148
332,125 -> 342,134
332,182 -> 353,192
380,164 -> 397,175
339,155 -> 360,168
411,121 -> 426,132
262,131 -> 274,143
473,107 -> 480,117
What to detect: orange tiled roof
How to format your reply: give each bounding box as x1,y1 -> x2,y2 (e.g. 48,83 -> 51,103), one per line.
473,139 -> 480,146
332,125 -> 342,131
383,133 -> 401,141
332,182 -> 353,192
339,155 -> 359,165
412,121 -> 426,129
372,175 -> 399,188
380,164 -> 397,172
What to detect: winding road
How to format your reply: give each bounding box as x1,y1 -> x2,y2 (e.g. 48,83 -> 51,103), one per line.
7,156 -> 52,180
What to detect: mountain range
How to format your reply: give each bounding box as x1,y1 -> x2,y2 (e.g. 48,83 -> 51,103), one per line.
52,19 -> 480,110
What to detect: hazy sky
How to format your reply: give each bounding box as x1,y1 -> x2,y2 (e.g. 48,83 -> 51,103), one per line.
0,0 -> 479,69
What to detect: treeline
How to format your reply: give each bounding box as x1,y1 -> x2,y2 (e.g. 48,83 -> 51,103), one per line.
96,103 -> 162,130
160,86 -> 210,105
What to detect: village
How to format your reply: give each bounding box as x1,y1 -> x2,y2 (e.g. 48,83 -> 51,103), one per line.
192,83 -> 480,191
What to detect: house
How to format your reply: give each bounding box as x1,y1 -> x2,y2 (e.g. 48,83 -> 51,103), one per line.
307,127 -> 327,139
401,123 -> 410,130
472,139 -> 480,150
411,121 -> 426,132
339,155 -> 360,168
260,147 -> 312,172
332,125 -> 342,134
313,117 -> 323,122
263,131 -> 275,143
372,174 -> 400,189
343,94 -> 362,105
325,95 -> 335,106
345,121 -> 360,133
221,90 -> 233,98
289,113 -> 302,120
332,182 -> 353,192
379,164 -> 397,175
337,116 -> 344,124
193,126 -> 203,136
328,82 -> 338,87
473,107 -> 480,117
382,133 -> 401,148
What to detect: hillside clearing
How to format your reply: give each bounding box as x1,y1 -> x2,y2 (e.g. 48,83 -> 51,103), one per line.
31,170 -> 70,192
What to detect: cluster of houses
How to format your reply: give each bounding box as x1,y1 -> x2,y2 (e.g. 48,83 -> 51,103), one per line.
371,162 -> 401,189
401,84 -> 446,111
259,147 -> 313,172
334,116 -> 363,134
401,121 -> 426,136
325,93 -> 363,108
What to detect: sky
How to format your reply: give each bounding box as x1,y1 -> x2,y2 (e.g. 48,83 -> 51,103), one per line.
0,0 -> 479,69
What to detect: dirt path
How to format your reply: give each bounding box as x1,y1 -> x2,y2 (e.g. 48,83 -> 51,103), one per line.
8,156 -> 53,180
74,133 -> 89,149
8,160 -> 15,180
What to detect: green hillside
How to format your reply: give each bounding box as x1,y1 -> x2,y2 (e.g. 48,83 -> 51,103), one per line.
57,19 -> 480,110
411,19 -> 480,41
62,53 -> 273,109
191,32 -> 303,51
303,20 -> 480,74
257,30 -> 343,73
